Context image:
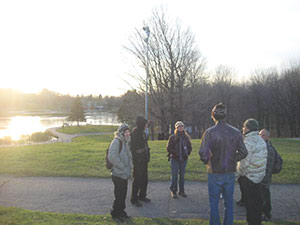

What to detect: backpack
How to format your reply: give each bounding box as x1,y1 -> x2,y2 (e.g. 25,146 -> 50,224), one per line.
106,138 -> 122,170
272,149 -> 283,174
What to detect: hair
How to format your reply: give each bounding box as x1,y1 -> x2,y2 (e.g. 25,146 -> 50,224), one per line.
260,128 -> 270,137
211,103 -> 227,121
174,128 -> 191,141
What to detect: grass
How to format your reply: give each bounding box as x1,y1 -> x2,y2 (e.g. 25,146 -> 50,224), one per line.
56,125 -> 118,134
0,134 -> 299,183
0,206 -> 299,225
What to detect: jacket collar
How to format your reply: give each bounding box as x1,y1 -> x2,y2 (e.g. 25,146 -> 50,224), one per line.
245,130 -> 259,137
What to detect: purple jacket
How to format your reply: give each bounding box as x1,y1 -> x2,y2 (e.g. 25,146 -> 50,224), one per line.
199,121 -> 248,173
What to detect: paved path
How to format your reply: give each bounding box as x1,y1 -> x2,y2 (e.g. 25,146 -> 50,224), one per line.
0,175 -> 299,221
47,127 -> 112,143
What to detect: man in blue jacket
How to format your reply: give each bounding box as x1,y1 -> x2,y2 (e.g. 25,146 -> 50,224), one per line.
199,103 -> 248,225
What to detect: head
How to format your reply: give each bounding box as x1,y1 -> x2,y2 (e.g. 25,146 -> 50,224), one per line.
259,129 -> 270,141
136,116 -> 148,130
118,124 -> 130,141
243,118 -> 259,135
174,121 -> 191,140
211,103 -> 227,123
175,121 -> 185,132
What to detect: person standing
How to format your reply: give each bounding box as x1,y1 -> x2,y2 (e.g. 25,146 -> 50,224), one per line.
259,128 -> 283,222
199,103 -> 248,225
167,121 -> 192,198
130,116 -> 151,207
108,124 -> 133,222
237,119 -> 267,225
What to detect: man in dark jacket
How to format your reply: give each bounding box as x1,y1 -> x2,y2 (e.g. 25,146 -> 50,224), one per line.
199,103 -> 248,225
259,128 -> 283,222
130,116 -> 150,207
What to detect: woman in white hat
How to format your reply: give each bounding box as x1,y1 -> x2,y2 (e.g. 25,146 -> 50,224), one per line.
166,121 -> 192,198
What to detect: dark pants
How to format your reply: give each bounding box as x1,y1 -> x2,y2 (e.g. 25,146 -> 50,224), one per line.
261,186 -> 272,218
131,162 -> 148,201
111,175 -> 128,217
238,176 -> 246,203
240,176 -> 263,225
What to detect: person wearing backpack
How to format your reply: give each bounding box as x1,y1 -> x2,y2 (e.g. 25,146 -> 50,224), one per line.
108,124 -> 133,222
259,128 -> 283,222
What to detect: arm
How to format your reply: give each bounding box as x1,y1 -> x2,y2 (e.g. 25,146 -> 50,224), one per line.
236,133 -> 248,161
166,135 -> 175,154
199,131 -> 211,164
108,139 -> 125,170
187,138 -> 192,155
237,139 -> 251,176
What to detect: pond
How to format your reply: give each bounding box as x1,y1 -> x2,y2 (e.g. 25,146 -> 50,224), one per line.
0,111 -> 120,140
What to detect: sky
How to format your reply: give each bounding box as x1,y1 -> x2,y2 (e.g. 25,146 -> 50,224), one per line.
1,0 -> 300,97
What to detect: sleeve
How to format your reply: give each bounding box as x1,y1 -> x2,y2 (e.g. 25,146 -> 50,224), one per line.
237,139 -> 251,176
236,133 -> 248,161
166,135 -> 175,154
199,131 -> 211,164
187,138 -> 192,155
108,139 -> 125,170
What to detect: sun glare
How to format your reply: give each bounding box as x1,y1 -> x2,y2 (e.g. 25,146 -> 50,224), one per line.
0,116 -> 43,140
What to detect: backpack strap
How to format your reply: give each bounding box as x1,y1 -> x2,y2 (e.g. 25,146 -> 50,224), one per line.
115,138 -> 123,153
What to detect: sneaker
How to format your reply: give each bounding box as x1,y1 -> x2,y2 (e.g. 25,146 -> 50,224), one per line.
139,197 -> 151,202
178,192 -> 187,197
131,200 -> 142,207
171,191 -> 177,198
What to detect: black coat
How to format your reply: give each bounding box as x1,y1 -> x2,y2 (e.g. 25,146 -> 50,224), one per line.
131,127 -> 150,164
167,132 -> 192,161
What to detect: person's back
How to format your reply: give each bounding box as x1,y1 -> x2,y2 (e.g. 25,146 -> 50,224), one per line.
201,121 -> 247,173
199,103 -> 247,225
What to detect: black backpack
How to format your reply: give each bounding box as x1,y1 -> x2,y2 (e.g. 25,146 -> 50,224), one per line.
272,149 -> 283,174
106,138 -> 122,170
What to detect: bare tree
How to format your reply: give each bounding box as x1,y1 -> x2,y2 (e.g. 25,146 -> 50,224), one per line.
125,7 -> 206,134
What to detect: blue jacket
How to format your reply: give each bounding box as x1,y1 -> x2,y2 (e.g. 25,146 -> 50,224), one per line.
199,121 -> 248,173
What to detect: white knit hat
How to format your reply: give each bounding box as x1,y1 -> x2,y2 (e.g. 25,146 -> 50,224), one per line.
175,121 -> 184,129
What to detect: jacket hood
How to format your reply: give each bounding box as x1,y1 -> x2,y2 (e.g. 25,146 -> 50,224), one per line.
136,116 -> 148,129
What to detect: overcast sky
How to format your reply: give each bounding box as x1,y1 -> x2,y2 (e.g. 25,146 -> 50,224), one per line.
1,0 -> 300,96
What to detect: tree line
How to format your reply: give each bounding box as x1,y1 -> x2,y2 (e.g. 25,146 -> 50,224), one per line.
118,8 -> 300,138
0,88 -> 121,113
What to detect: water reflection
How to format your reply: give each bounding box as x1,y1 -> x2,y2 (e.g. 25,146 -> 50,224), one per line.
0,111 -> 120,140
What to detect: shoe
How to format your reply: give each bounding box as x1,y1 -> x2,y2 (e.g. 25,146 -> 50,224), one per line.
120,211 -> 131,219
111,214 -> 125,222
171,191 -> 177,198
236,200 -> 245,207
131,200 -> 142,207
139,197 -> 151,202
178,192 -> 187,197
262,215 -> 271,222
262,214 -> 271,221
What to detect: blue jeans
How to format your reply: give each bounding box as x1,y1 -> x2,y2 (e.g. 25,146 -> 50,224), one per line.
208,173 -> 235,225
170,158 -> 187,192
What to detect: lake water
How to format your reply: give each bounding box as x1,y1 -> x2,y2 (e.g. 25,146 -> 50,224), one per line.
0,111 -> 120,140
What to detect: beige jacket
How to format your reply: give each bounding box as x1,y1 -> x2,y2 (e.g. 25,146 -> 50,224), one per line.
237,131 -> 267,183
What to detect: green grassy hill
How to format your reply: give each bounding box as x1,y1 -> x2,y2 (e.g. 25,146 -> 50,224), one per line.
0,133 -> 299,184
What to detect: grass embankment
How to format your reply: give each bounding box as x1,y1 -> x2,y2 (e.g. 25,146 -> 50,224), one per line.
0,206 -> 298,225
56,125 -> 118,134
0,131 -> 299,183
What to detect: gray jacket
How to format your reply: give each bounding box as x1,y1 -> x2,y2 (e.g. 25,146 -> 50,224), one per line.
108,132 -> 133,180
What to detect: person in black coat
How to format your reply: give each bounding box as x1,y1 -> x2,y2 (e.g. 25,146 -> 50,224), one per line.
130,116 -> 150,207
167,121 -> 192,198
